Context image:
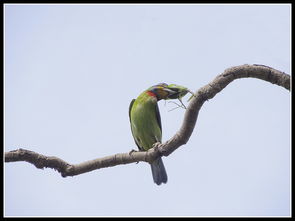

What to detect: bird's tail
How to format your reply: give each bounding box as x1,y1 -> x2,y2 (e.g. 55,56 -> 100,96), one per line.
150,157 -> 168,185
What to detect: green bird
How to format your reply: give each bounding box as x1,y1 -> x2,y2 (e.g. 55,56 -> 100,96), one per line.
129,83 -> 184,185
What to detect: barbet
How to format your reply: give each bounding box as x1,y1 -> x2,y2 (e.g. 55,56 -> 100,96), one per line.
129,83 -> 189,185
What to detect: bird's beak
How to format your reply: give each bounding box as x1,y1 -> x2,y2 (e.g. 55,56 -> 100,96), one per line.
162,87 -> 179,99
164,84 -> 189,100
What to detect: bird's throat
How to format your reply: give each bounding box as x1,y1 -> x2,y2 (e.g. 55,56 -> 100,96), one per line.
146,91 -> 157,98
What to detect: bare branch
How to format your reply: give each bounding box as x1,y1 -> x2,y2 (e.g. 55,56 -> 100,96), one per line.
5,64 -> 290,177
4,148 -> 160,177
158,64 -> 290,156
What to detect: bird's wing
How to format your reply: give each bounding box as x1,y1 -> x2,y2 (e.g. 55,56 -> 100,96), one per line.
129,99 -> 141,150
128,99 -> 135,122
155,103 -> 162,133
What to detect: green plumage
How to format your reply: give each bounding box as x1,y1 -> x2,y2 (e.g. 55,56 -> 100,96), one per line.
129,83 -> 192,185
129,86 -> 168,185
129,94 -> 162,151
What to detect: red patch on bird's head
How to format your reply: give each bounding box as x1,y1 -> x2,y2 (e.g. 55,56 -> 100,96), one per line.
146,91 -> 157,97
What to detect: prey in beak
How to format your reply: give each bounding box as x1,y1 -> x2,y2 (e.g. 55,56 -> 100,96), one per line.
164,84 -> 196,110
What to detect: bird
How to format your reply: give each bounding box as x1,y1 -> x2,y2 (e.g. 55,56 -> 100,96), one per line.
128,83 -> 180,185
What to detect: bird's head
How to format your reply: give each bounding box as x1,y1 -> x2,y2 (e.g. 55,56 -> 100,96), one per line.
146,83 -> 178,101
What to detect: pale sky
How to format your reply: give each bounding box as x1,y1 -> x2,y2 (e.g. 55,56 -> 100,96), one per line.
4,4 -> 290,217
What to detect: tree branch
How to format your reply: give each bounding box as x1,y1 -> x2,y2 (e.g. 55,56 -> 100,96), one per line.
5,64 -> 290,177
4,148 -> 159,177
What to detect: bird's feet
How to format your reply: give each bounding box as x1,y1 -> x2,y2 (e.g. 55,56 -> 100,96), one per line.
128,149 -> 138,155
152,142 -> 162,152
129,149 -> 139,164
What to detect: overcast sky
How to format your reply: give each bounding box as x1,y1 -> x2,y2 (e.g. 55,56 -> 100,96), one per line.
4,4 -> 290,217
